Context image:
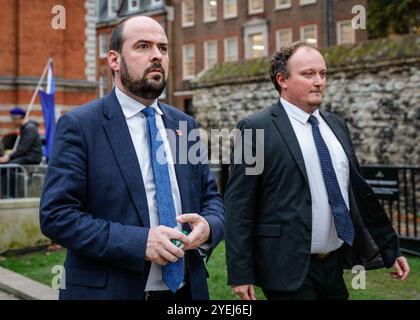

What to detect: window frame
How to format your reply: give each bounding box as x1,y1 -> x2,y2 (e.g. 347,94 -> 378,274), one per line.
275,0 -> 292,10
223,0 -> 238,19
182,0 -> 195,28
182,44 -> 196,80
248,0 -> 264,15
127,0 -> 140,12
299,0 -> 317,6
336,20 -> 356,45
300,24 -> 318,47
224,37 -> 239,62
107,0 -> 119,18
275,28 -> 293,50
203,0 -> 218,23
204,40 -> 219,69
99,33 -> 108,58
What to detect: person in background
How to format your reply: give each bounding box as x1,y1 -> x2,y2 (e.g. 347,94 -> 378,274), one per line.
0,107 -> 43,198
0,107 -> 43,165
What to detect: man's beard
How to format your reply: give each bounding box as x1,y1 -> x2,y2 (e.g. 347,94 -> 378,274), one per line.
120,56 -> 166,100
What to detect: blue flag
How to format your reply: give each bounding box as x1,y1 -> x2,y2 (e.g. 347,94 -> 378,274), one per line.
39,62 -> 56,160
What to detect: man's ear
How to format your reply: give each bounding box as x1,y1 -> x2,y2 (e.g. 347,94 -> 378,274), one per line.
108,50 -> 120,74
276,73 -> 288,90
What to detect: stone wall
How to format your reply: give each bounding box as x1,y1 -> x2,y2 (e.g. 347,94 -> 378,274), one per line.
0,198 -> 50,254
192,35 -> 420,165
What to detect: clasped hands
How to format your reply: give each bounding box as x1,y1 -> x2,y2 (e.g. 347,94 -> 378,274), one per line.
145,213 -> 210,265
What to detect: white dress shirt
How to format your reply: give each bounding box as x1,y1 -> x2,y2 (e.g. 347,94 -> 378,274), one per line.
281,98 -> 349,253
115,87 -> 183,291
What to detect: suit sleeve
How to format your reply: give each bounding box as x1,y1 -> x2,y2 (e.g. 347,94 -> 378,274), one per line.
341,118 -> 401,267
39,113 -> 149,273
224,118 -> 259,285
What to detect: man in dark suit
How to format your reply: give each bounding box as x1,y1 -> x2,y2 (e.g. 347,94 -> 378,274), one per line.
40,16 -> 224,300
224,41 -> 409,300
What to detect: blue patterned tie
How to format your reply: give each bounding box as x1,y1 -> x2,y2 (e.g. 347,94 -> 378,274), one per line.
141,106 -> 184,293
308,115 -> 355,246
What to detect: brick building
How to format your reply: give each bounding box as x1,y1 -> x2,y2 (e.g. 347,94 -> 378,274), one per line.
95,0 -> 368,112
0,0 -> 97,137
171,0 -> 368,111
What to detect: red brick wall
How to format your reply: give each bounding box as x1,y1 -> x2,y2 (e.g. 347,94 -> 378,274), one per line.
0,0 -> 97,136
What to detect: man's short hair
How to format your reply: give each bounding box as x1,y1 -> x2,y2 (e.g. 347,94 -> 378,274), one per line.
10,107 -> 26,118
269,41 -> 318,93
109,16 -> 132,77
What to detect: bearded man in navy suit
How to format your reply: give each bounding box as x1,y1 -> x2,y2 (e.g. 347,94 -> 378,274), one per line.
40,16 -> 224,300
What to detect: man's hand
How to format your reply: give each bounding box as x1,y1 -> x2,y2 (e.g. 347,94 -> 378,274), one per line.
232,284 -> 257,300
176,213 -> 210,250
145,226 -> 191,266
391,256 -> 409,280
0,155 -> 10,163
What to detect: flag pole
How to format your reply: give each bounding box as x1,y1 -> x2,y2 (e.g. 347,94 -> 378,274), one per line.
12,57 -> 52,151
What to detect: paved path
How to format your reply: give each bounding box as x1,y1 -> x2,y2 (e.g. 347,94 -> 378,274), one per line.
0,289 -> 19,300
0,267 -> 58,300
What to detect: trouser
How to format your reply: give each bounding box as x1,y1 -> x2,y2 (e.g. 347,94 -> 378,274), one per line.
262,247 -> 349,300
143,282 -> 192,300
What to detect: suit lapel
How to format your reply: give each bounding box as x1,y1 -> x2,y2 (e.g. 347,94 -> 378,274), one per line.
159,103 -> 191,213
271,101 -> 309,185
102,90 -> 150,227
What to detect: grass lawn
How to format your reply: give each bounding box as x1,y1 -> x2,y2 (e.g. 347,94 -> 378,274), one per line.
1,242 -> 419,300
0,248 -> 66,287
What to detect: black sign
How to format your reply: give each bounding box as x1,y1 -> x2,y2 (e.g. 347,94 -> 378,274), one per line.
361,167 -> 399,201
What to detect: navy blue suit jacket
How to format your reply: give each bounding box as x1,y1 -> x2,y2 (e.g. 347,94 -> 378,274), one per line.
40,89 -> 224,300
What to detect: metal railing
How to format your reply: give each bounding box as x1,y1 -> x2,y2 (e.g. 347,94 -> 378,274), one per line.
361,165 -> 420,256
0,164 -> 29,198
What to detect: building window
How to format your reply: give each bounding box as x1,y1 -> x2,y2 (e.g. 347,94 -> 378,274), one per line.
276,28 -> 292,50
151,0 -> 163,7
183,44 -> 195,80
299,0 -> 316,5
99,76 -> 107,98
108,0 -> 119,17
182,0 -> 195,27
248,0 -> 263,14
275,0 -> 291,10
203,0 -> 217,23
337,20 -> 355,45
244,19 -> 268,59
224,0 -> 237,19
204,40 -> 218,69
224,37 -> 238,62
249,33 -> 265,58
127,0 -> 140,12
300,24 -> 318,47
99,33 -> 108,58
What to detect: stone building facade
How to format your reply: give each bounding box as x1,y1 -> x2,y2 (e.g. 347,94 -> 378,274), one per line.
191,35 -> 420,166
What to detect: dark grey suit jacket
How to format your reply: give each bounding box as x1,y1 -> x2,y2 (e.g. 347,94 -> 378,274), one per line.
224,101 -> 400,292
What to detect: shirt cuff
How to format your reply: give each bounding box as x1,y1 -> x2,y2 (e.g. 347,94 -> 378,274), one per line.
196,242 -> 211,257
